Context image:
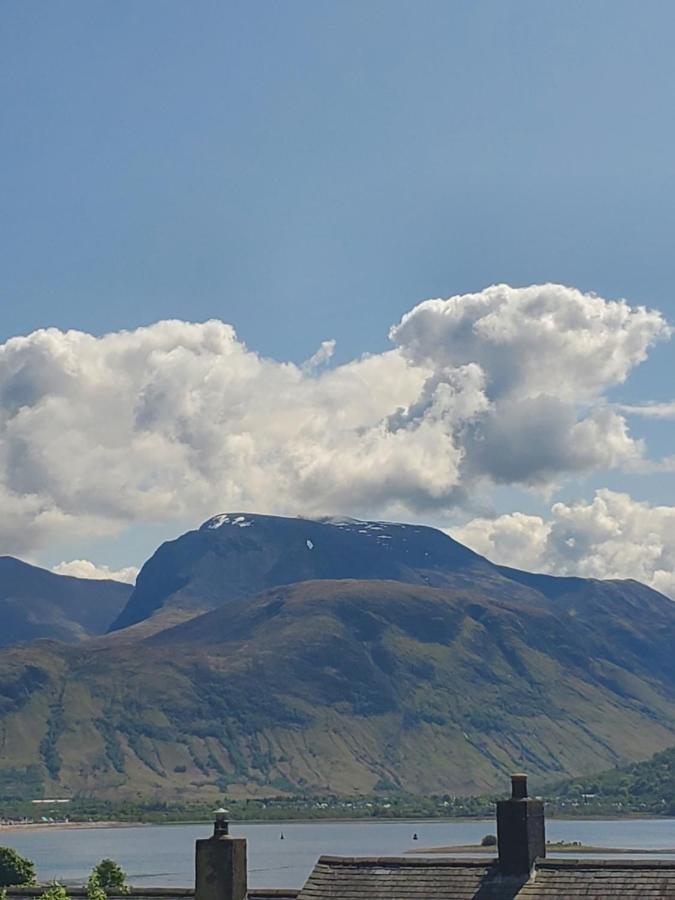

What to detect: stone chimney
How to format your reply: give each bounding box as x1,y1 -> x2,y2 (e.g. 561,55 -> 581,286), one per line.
195,809 -> 247,900
496,774 -> 546,875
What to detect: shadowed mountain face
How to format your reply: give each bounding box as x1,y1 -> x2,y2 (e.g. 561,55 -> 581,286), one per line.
0,513 -> 673,802
111,513 -> 519,631
0,557 -> 132,648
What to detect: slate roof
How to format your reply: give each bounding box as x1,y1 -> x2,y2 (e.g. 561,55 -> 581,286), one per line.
296,855 -> 675,900
296,857 -> 525,900
521,859 -> 675,898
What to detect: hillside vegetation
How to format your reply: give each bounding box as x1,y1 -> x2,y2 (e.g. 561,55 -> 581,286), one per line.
547,744 -> 675,816
1,569 -> 674,800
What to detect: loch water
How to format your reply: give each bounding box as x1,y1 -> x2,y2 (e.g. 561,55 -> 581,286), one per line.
1,818 -> 675,890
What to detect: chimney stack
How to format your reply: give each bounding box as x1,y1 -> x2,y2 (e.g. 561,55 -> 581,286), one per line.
496,774 -> 545,875
195,809 -> 247,900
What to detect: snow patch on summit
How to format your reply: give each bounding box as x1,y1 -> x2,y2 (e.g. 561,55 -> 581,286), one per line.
206,514 -> 253,529
207,514 -> 231,528
313,515 -> 411,543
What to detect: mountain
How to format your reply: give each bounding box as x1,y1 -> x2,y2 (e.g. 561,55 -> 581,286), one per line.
111,512 -> 530,632
0,514 -> 674,802
0,556 -> 132,649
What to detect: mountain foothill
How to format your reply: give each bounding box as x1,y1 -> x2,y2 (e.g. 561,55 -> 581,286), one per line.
0,512 -> 674,802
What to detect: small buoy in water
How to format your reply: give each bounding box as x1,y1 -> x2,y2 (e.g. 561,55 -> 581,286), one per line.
413,833 -> 418,841
280,832 -> 285,840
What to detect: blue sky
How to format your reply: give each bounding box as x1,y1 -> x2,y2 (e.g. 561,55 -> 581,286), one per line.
4,1 -> 675,357
1,1 -> 675,591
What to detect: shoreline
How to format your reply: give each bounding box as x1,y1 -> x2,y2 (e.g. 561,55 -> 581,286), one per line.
2,813 -> 674,832
409,843 -> 675,855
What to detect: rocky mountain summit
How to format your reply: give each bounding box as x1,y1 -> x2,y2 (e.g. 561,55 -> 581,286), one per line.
111,512 -> 531,631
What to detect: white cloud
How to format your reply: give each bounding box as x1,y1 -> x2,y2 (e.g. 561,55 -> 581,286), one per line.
452,511 -> 551,575
302,339 -> 336,372
391,283 -> 670,402
52,559 -> 138,584
452,489 -> 675,599
0,284 -> 669,556
391,283 -> 668,488
617,401 -> 675,420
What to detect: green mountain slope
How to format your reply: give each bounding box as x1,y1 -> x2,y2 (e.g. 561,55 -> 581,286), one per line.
1,575 -> 674,802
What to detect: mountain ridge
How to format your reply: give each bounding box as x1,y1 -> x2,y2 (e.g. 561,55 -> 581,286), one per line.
0,556 -> 132,649
109,512 -> 558,632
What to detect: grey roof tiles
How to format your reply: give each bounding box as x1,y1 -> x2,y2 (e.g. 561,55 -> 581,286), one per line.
296,855 -> 675,899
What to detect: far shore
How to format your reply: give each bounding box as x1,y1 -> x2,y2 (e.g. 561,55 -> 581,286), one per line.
409,842 -> 675,855
1,813 -> 674,833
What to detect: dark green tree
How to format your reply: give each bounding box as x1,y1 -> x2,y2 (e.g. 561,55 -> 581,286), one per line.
0,847 -> 36,887
91,860 -> 129,895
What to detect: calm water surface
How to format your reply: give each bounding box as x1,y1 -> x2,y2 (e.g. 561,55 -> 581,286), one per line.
1,819 -> 674,889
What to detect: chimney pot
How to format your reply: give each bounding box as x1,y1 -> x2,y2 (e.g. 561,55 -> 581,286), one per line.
213,807 -> 230,836
511,773 -> 528,799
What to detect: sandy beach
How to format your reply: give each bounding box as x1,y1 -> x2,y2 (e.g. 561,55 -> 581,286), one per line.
0,821 -> 141,833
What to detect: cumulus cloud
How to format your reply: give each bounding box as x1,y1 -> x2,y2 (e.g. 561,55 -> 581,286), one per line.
452,489 -> 675,599
391,283 -> 667,488
52,560 -> 138,584
391,283 -> 669,402
0,284 -> 669,556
